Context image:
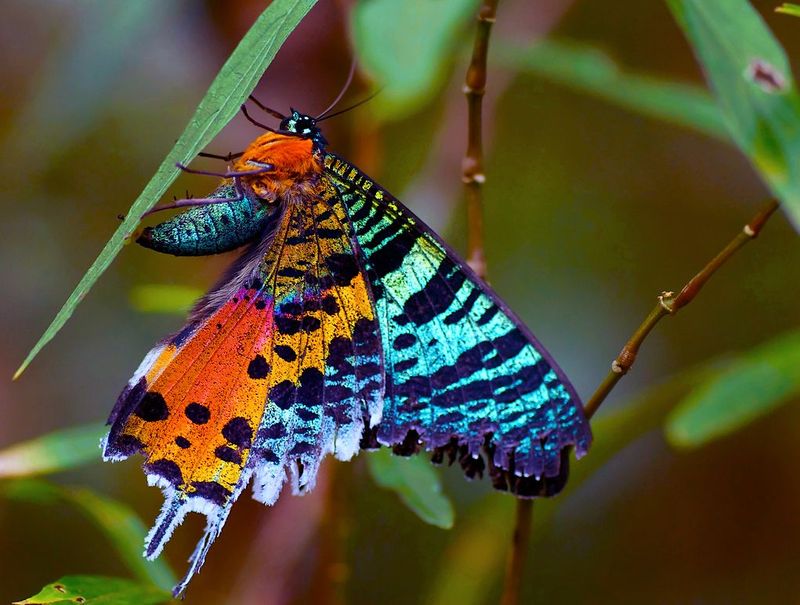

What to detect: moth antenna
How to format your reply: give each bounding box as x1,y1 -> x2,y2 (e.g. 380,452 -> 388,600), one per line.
248,95 -> 286,120
240,104 -> 278,131
317,56 -> 358,120
317,87 -> 383,122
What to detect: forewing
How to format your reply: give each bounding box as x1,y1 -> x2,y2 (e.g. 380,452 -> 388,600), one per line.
103,179 -> 382,595
325,154 -> 591,497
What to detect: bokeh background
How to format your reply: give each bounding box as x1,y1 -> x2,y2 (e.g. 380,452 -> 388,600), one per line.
2,1 -> 800,603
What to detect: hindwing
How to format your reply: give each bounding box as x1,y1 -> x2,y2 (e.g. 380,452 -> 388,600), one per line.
324,153 -> 591,496
104,178 -> 382,594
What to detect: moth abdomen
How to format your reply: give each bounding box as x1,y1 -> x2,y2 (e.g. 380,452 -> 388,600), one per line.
139,184 -> 278,256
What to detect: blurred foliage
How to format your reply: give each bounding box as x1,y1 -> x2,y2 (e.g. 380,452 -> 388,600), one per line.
352,0 -> 478,120
495,39 -> 728,139
4,0 -> 800,603
0,424 -> 105,479
129,284 -> 203,315
3,479 -> 176,591
776,2 -> 800,16
14,0 -> 318,380
669,0 -> 800,230
14,576 -> 169,605
366,449 -> 455,529
666,328 -> 800,448
425,361 -> 719,605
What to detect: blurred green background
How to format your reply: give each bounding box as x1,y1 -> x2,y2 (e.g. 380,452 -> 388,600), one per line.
2,1 -> 800,603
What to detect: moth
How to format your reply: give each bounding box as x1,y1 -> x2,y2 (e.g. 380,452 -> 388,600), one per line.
103,99 -> 592,596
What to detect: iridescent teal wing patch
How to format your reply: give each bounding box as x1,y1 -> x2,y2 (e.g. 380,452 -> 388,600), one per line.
323,153 -> 591,497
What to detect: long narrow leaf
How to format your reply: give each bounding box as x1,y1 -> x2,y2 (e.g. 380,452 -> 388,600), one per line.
666,329 -> 800,448
4,479 -> 177,591
495,39 -> 728,140
668,0 -> 800,230
14,576 -> 170,605
0,423 -> 105,478
15,0 -> 318,379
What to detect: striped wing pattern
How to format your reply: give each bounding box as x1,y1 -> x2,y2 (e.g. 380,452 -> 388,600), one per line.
324,153 -> 591,495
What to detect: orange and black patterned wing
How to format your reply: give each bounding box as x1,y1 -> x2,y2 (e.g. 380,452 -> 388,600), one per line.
103,179 -> 382,595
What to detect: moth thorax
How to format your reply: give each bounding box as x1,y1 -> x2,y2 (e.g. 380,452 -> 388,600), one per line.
235,133 -> 322,199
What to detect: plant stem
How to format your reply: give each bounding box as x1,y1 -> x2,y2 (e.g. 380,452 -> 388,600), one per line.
463,0 -> 499,279
497,196 -> 778,604
461,2 -> 538,605
583,198 -> 779,419
500,498 -> 533,605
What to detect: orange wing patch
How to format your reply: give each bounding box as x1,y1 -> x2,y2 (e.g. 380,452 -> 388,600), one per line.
103,177 -> 383,594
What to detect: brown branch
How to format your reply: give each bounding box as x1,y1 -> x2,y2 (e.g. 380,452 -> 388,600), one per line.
460,1 -> 537,604
463,0 -> 499,280
499,498 -> 533,605
583,198 -> 780,420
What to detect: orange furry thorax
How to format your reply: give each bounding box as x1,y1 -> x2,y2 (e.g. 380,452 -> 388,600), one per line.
233,131 -> 321,199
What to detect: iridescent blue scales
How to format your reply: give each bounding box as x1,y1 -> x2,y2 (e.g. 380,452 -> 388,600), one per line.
103,110 -> 591,596
326,154 -> 591,495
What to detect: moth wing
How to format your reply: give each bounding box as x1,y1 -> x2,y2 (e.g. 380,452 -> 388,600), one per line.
103,179 -> 382,595
327,158 -> 591,497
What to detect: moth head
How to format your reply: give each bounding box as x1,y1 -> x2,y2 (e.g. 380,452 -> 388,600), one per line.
280,109 -> 328,148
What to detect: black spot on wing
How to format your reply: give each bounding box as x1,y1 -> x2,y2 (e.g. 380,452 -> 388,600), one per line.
274,345 -> 297,362
175,436 -> 191,449
270,380 -> 297,410
297,367 -> 324,402
247,355 -> 270,379
134,392 -> 169,422
185,402 -> 210,425
145,459 -> 183,485
191,481 -> 231,505
392,333 -> 417,350
109,434 -> 144,457
215,445 -> 243,464
222,417 -> 253,448
325,252 -> 360,286
275,316 -> 302,335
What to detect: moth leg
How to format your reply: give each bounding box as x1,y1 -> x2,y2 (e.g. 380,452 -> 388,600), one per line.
175,161 -> 273,179
197,150 -> 244,162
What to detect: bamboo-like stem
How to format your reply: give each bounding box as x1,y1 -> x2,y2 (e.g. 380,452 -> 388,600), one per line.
463,0 -> 499,279
582,198 -> 779,419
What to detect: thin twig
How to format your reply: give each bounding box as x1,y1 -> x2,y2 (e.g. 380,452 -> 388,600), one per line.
583,198 -> 780,419
463,0 -> 499,279
461,1 -> 536,604
500,498 -> 533,605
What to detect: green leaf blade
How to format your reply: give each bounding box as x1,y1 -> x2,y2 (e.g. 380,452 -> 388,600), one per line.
666,329 -> 800,448
14,0 -> 318,379
776,3 -> 800,17
353,0 -> 478,120
495,39 -> 728,140
667,0 -> 800,231
14,576 -> 170,605
0,423 -> 105,478
366,449 -> 454,529
5,479 -> 177,591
